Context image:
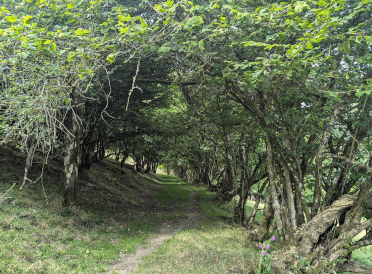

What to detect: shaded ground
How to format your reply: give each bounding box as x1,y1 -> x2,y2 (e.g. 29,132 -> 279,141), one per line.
0,145 -> 180,273
103,184 -> 205,274
0,144 -> 163,229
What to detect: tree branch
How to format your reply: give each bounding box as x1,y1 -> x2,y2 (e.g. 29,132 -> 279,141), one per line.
325,154 -> 372,174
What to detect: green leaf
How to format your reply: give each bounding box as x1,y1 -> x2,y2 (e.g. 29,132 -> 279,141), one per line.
120,26 -> 130,33
5,15 -> 17,23
158,46 -> 171,53
23,15 -> 32,24
43,40 -> 52,45
318,122 -> 323,128
362,0 -> 371,4
124,14 -> 131,21
106,53 -> 116,63
163,17 -> 170,25
356,35 -> 363,43
198,40 -> 204,50
366,36 -> 372,45
67,52 -> 75,62
19,52 -> 29,59
1,6 -> 9,13
306,42 -> 313,49
50,44 -> 57,51
295,2 -> 308,13
318,0 -> 326,6
345,40 -> 350,54
166,0 -> 174,8
59,50 -> 67,56
67,3 -> 75,9
75,29 -> 84,36
314,37 -> 325,43
356,90 -> 372,97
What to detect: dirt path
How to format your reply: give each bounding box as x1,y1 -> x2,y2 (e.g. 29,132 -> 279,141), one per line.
102,185 -> 204,274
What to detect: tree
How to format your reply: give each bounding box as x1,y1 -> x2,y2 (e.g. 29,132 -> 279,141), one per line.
0,0 -> 176,205
151,0 -> 372,272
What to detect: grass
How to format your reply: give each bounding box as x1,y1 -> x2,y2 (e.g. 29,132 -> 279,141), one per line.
1,186 -> 119,273
0,185 -> 189,273
153,184 -> 190,208
136,222 -> 259,274
1,145 -> 371,273
0,179 -> 169,273
0,146 -> 192,274
155,174 -> 185,184
136,184 -> 262,274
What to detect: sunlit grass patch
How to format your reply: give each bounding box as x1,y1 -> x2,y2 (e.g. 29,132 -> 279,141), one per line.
156,174 -> 179,180
153,184 -> 190,208
155,174 -> 186,184
188,185 -> 233,218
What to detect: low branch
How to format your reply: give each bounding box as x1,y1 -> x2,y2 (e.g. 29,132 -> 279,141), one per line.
325,154 -> 372,174
338,261 -> 372,273
350,238 -> 372,252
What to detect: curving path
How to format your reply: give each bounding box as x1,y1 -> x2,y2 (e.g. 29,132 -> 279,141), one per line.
102,185 -> 204,274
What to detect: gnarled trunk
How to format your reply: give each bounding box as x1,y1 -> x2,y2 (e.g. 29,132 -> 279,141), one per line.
270,194 -> 372,273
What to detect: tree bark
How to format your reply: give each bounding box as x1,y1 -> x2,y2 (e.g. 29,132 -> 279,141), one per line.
267,140 -> 285,247
269,195 -> 372,273
63,92 -> 84,206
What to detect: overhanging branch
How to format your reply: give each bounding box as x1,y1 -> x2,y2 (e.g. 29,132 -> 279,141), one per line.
325,154 -> 372,174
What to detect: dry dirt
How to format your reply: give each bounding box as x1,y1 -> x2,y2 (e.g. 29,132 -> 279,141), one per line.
102,185 -> 204,274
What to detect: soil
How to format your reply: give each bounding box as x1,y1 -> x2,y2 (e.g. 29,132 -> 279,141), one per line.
102,185 -> 205,274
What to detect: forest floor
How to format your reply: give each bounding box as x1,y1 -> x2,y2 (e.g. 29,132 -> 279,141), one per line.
1,145 -> 371,273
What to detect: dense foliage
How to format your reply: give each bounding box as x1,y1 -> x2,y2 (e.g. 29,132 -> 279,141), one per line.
1,0 -> 372,273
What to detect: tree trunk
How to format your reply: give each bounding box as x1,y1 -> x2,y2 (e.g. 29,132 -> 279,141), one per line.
151,163 -> 157,173
63,92 -> 84,206
270,194 -> 372,273
120,152 -> 129,168
267,140 -> 285,247
20,139 -> 37,190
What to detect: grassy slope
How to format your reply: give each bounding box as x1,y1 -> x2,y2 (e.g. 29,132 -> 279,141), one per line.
0,146 -> 188,274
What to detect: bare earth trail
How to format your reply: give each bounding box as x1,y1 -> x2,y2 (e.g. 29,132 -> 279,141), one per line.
103,184 -> 205,274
